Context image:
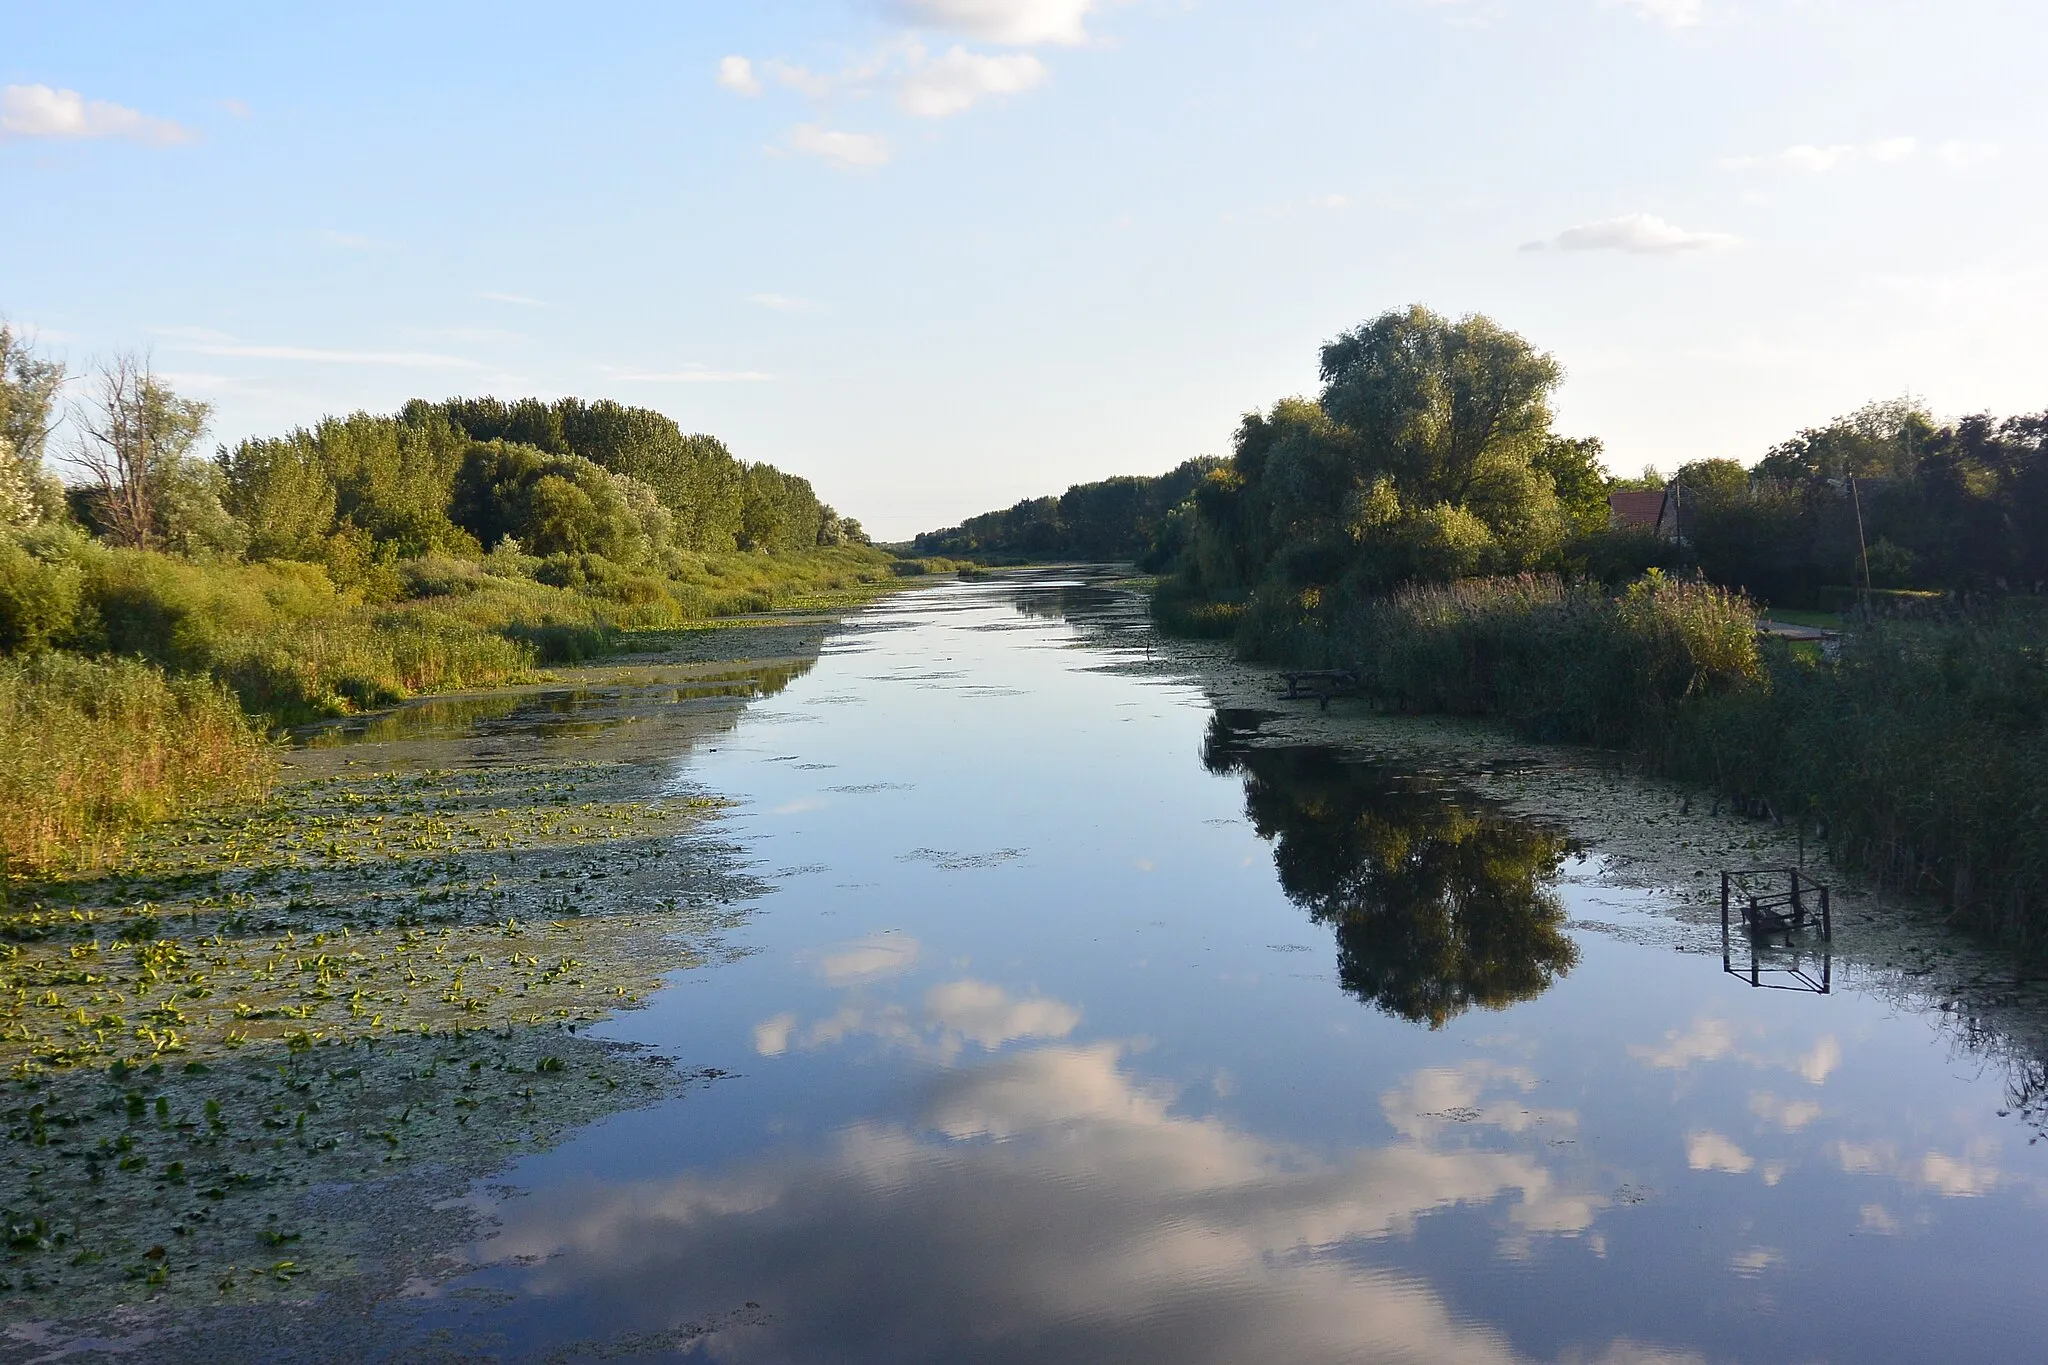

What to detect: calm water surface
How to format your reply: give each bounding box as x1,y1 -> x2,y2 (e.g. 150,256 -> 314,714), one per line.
397,575 -> 2048,1362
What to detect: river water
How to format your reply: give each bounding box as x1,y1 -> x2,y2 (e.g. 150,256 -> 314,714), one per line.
392,574 -> 2048,1363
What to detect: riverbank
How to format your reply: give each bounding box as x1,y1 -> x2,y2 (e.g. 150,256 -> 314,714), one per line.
0,610 -> 856,1352
1062,589 -> 2048,1103
1152,572 -> 2048,957
0,542 -> 931,881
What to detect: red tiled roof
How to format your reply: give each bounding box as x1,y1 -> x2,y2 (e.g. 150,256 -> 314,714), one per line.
1608,489 -> 1668,532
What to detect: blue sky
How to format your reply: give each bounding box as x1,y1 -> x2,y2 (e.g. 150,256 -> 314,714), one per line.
2,0 -> 2039,538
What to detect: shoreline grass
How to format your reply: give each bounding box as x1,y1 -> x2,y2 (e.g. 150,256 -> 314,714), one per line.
1156,571 -> 2048,955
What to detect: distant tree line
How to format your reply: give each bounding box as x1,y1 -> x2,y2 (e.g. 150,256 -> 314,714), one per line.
1667,401 -> 2048,606
915,306 -> 2048,615
911,458 -> 1223,563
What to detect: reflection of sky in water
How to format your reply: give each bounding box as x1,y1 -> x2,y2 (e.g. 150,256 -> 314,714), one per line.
395,576 -> 2048,1362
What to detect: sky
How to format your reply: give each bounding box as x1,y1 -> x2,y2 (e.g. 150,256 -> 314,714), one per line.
2,0 -> 2041,540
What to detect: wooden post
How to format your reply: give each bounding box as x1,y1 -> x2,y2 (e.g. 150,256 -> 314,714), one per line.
1820,884 -> 1832,941
1791,868 -> 1803,928
1720,872 -> 1731,971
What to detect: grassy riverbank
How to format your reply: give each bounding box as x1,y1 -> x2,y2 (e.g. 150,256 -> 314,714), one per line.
0,630 -> 811,1318
0,532 -> 910,877
1155,572 -> 2048,954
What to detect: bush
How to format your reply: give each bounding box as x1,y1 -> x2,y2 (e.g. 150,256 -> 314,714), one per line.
1331,572 -> 1762,747
0,653 -> 272,874
0,535 -> 83,653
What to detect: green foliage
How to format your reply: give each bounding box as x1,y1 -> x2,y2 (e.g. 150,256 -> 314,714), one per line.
911,458 -> 1224,562
1331,572 -> 1763,746
0,653 -> 271,873
1160,307 -> 1581,611
0,530 -> 84,653
1204,724 -> 1577,1028
450,441 -> 655,561
0,325 -> 66,527
217,430 -> 338,561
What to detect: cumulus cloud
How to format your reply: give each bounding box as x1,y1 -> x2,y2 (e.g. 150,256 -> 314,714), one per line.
887,0 -> 1096,45
1830,1140 -> 2002,1197
816,931 -> 921,984
1524,213 -> 1739,255
784,122 -> 892,169
1938,140 -> 2001,168
753,979 -> 1079,1060
1685,1130 -> 1755,1174
1748,1093 -> 1822,1131
0,84 -> 191,145
766,59 -> 836,98
924,978 -> 1079,1048
478,291 -> 547,306
748,293 -> 818,312
1721,138 -> 1918,172
716,55 -> 762,96
451,1044 -> 1618,1362
898,47 -> 1047,117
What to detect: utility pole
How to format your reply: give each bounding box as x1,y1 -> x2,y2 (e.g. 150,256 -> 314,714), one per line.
1850,474 -> 1873,620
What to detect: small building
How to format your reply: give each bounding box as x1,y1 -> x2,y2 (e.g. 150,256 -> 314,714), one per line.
1607,487 -> 1679,540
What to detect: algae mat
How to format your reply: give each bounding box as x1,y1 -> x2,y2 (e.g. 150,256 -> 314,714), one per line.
0,629 -> 832,1354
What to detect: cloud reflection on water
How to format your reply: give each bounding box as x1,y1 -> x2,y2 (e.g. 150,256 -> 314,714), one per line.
445,1038 -> 1645,1364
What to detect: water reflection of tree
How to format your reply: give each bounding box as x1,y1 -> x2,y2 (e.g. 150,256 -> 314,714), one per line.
1205,716 -> 1579,1028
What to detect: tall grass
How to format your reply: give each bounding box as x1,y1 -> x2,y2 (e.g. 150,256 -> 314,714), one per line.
0,653 -> 272,875
1335,573 -> 1762,746
1670,617 -> 2048,950
1161,568 -> 2048,954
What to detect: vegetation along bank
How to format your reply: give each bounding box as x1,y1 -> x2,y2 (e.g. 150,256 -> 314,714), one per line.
919,305 -> 2048,954
0,325 -> 924,877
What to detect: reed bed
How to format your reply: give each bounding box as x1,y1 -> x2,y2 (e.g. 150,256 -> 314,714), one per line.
0,654 -> 272,875
1164,569 -> 2048,954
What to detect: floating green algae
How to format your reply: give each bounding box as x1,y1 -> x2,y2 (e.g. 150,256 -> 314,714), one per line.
0,644 -> 805,1327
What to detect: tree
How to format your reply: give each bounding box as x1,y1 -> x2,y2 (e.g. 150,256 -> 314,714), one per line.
1534,435 -> 1613,537
73,355 -> 213,550
218,431 -> 340,560
0,324 -> 67,526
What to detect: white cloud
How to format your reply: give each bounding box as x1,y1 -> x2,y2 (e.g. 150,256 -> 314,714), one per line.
766,59 -> 836,98
603,365 -> 775,383
716,55 -> 762,97
1525,213 -> 1740,255
1858,1203 -> 1901,1235
749,293 -> 819,312
1830,1140 -> 2002,1197
887,0 -> 1096,45
1685,1131 -> 1755,1174
1729,1246 -> 1783,1278
320,229 -> 374,249
1938,140 -> 2001,168
0,84 -> 191,145
1721,138 -> 1918,172
1748,1093 -> 1822,1131
455,1044 -> 1614,1362
784,123 -> 892,169
1604,0 -> 1707,28
898,47 -> 1048,117
753,1012 -> 798,1056
169,331 -> 482,369
924,978 -> 1079,1048
478,290 -> 547,307
218,97 -> 252,119
816,931 -> 921,983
